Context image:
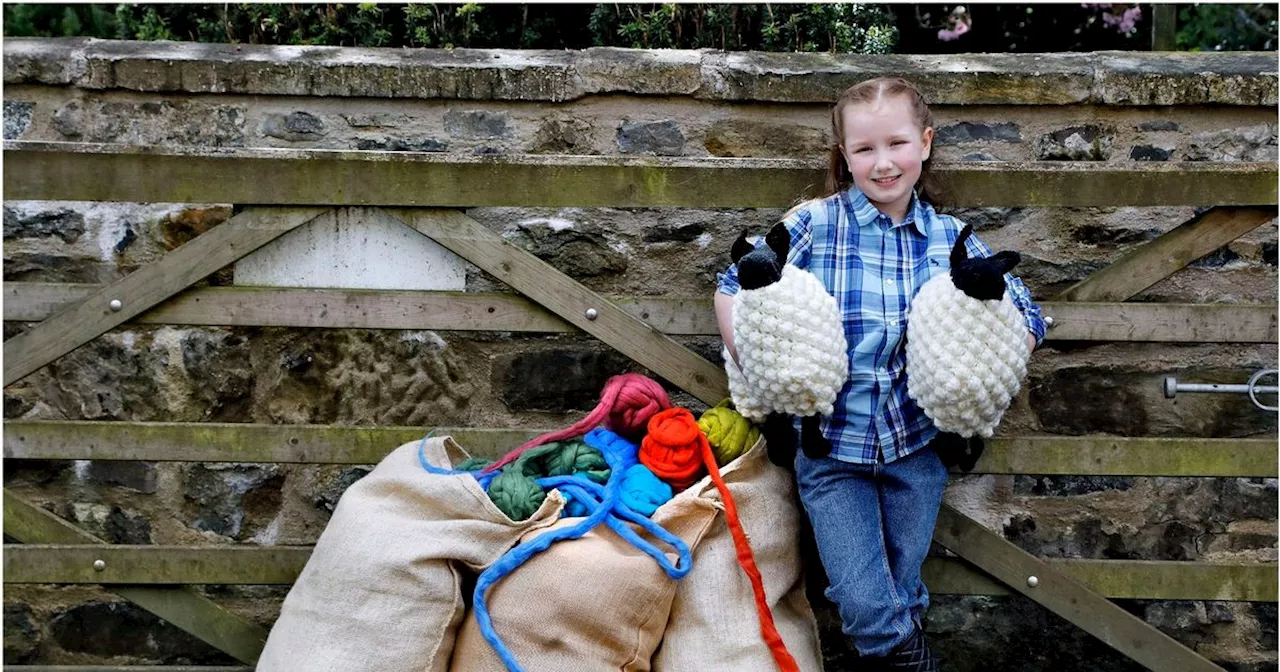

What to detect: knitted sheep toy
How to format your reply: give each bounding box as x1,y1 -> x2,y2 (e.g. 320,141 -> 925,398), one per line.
726,223 -> 848,466
906,225 -> 1029,471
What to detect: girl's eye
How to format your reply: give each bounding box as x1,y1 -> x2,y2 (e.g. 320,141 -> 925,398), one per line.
891,140 -> 907,146
852,147 -> 870,153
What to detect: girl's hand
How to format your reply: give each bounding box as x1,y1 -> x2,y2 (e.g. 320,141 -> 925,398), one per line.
1026,332 -> 1037,355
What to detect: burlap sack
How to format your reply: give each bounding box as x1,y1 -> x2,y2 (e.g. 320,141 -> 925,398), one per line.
257,436 -> 565,672
449,494 -> 720,671
652,436 -> 825,672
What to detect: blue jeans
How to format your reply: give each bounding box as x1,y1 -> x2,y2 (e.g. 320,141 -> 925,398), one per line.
794,445 -> 948,657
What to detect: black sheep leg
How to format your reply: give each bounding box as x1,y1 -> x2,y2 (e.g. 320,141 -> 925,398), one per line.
800,415 -> 833,459
927,431 -> 984,473
761,413 -> 798,468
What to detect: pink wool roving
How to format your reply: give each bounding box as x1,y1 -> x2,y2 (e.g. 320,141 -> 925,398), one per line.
481,373 -> 671,474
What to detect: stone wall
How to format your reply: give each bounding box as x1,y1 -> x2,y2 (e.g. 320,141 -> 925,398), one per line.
4,39 -> 1277,670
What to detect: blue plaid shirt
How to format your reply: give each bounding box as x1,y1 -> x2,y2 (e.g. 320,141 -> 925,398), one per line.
717,187 -> 1046,465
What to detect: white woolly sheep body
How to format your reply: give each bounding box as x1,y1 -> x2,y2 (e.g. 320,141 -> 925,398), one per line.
905,274 -> 1029,438
727,265 -> 848,422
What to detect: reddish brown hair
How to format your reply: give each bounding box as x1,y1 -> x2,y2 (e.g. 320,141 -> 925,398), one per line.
825,77 -> 944,206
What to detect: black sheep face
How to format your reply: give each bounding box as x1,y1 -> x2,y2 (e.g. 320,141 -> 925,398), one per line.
949,225 -> 1021,301
730,222 -> 790,291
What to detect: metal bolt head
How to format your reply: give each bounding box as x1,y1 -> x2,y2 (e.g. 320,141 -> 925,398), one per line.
109,299 -> 123,312
1026,575 -> 1039,588
1043,315 -> 1055,328
93,559 -> 106,572
584,308 -> 599,321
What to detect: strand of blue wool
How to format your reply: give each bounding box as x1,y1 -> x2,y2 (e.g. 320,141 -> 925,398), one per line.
416,431 -> 500,490
536,474 -> 692,580
471,428 -> 633,672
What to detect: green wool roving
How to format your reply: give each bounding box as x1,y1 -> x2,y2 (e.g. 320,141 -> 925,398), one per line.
487,440 -> 610,521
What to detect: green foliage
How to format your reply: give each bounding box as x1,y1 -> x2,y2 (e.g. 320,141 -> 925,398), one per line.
3,3 -> 897,53
1177,3 -> 1276,51
3,4 -> 116,38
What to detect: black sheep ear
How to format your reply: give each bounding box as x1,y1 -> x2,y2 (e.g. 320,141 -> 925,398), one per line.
730,229 -> 755,265
991,250 -> 1021,275
765,222 -> 790,261
950,225 -> 974,267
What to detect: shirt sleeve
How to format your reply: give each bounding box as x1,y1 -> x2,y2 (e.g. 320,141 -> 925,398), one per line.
961,224 -> 1048,346
716,205 -> 815,297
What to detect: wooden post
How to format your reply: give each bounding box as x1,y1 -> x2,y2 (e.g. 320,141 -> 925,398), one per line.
1152,4 -> 1178,51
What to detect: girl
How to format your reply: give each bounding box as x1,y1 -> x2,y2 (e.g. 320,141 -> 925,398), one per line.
714,77 -> 1045,670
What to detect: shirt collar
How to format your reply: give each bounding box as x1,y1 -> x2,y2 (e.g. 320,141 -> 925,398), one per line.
840,186 -> 929,237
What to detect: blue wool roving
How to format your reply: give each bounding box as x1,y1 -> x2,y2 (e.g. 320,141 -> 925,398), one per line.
564,463 -> 672,519
469,428 -> 689,672
620,463 -> 673,517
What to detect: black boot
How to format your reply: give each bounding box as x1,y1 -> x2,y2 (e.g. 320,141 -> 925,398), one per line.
882,627 -> 939,672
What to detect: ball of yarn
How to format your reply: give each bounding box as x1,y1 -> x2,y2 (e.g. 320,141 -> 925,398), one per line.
698,400 -> 761,466
486,440 -> 609,521
619,464 -> 673,517
482,373 -> 672,474
608,374 -> 672,439
639,407 -> 708,491
543,440 -> 610,483
487,468 -> 547,521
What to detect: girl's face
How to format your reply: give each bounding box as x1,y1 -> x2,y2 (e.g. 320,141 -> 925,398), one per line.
839,96 -> 934,222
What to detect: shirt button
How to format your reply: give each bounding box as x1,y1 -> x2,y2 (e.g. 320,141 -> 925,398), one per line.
886,279 -> 895,286
888,320 -> 897,327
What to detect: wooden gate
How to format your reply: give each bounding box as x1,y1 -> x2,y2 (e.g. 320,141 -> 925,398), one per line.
4,140 -> 1277,671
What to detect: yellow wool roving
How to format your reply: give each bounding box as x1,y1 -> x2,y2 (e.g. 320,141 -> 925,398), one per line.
905,274 -> 1029,438
698,400 -> 760,466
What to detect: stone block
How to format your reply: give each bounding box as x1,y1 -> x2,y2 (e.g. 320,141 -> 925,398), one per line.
1029,365 -> 1279,437
61,502 -> 152,544
50,601 -> 233,663
506,219 -> 627,278
444,109 -> 508,139
4,603 -> 40,664
1183,124 -> 1278,162
530,116 -> 597,154
703,118 -> 826,158
1004,513 -> 1200,560
3,206 -> 86,243
493,346 -> 632,413
1071,223 -> 1161,246
3,100 -> 33,139
184,463 -> 283,539
159,206 -> 233,251
1034,125 -> 1113,161
52,99 -> 246,146
315,467 -> 371,513
261,111 -> 326,141
83,461 -> 158,494
617,120 -> 685,156
642,221 -> 706,244
935,122 -> 1022,144
1129,145 -> 1172,161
